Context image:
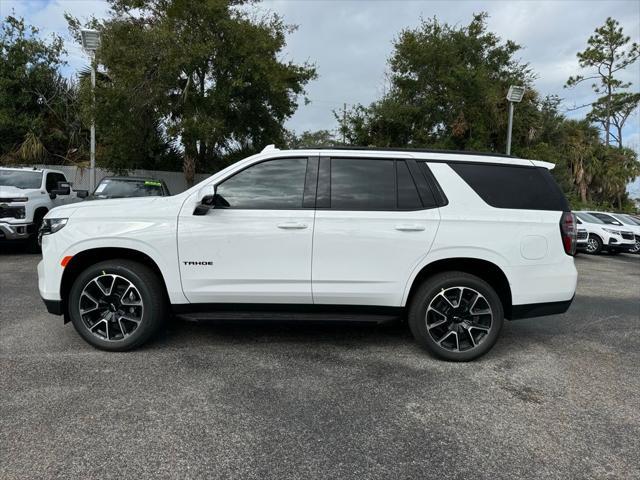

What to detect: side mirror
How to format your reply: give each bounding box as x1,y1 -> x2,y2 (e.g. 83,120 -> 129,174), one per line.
194,185 -> 217,216
75,190 -> 89,199
51,181 -> 71,196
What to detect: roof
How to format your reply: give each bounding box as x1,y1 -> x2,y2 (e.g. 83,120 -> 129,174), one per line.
0,166 -> 44,173
259,145 -> 554,169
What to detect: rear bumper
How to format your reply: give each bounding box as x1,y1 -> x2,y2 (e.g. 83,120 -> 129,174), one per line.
510,296 -> 574,320
0,222 -> 31,240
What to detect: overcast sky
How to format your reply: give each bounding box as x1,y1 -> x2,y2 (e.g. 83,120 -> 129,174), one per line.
1,0 -> 639,161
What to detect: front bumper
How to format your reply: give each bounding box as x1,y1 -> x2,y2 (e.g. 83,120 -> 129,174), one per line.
42,298 -> 63,315
0,222 -> 31,240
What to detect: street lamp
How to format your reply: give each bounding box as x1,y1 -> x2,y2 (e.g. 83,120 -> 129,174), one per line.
505,85 -> 525,156
80,29 -> 100,191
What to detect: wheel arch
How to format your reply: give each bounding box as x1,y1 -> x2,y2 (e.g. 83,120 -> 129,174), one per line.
404,257 -> 513,319
60,247 -> 170,321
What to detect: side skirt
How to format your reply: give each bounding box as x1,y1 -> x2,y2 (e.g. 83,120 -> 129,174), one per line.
171,303 -> 405,324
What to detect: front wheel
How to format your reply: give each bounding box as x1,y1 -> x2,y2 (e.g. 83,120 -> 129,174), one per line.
408,272 -> 504,361
68,260 -> 166,351
585,234 -> 603,255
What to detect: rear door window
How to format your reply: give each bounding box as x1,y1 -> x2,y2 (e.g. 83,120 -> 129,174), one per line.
330,158 -> 396,210
450,163 -> 569,211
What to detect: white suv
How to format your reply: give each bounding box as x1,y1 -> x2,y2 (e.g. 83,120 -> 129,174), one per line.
575,212 -> 636,254
38,147 -> 578,361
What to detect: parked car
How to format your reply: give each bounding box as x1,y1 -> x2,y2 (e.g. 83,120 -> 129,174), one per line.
575,212 -> 635,254
38,145 -> 578,361
0,167 -> 80,251
585,211 -> 640,254
605,212 -> 640,254
82,176 -> 171,200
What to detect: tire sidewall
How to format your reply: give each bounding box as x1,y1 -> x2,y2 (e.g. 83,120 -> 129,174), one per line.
409,272 -> 504,362
69,261 -> 162,351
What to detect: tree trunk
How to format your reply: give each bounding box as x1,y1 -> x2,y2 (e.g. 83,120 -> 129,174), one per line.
183,154 -> 196,188
183,138 -> 198,187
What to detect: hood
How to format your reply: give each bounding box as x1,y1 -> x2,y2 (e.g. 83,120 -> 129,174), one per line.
47,195 -> 165,219
0,185 -> 43,200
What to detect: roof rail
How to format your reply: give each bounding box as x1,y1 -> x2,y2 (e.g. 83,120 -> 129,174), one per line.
314,146 -> 514,158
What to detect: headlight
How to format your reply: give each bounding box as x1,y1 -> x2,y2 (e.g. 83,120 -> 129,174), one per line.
603,228 -> 621,235
40,218 -> 68,235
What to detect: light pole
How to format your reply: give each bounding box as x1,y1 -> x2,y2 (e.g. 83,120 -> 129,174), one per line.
505,85 -> 525,155
80,29 -> 101,192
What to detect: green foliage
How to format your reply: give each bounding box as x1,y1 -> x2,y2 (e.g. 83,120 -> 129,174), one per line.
340,13 -> 535,151
67,0 -> 316,178
0,15 -> 86,165
284,129 -> 338,148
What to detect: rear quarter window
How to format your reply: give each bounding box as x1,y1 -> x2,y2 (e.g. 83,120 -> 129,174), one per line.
449,163 -> 569,211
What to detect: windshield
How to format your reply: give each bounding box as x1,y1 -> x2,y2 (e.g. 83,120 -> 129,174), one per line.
93,179 -> 165,198
576,212 -> 605,224
0,170 -> 42,189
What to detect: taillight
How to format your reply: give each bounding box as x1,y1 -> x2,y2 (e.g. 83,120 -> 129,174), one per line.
560,211 -> 577,256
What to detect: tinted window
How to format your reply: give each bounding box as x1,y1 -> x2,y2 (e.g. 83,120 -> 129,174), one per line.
576,212 -> 604,224
450,163 -> 569,211
331,158 -> 395,210
46,173 -> 66,192
217,158 -> 307,209
588,212 -> 621,225
397,161 -> 422,209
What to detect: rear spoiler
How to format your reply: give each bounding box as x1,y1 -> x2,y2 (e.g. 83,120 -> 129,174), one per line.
530,160 -> 555,170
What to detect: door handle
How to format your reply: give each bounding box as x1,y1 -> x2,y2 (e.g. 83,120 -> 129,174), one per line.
277,222 -> 308,230
394,224 -> 425,232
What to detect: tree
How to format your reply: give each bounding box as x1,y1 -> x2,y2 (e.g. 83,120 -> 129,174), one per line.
0,16 -> 85,164
68,0 -> 316,183
566,17 -> 640,146
341,13 -> 535,151
284,129 -> 338,148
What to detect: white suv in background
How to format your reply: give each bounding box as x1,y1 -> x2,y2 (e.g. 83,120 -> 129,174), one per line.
38,146 -> 578,361
575,212 -> 635,254
587,211 -> 640,254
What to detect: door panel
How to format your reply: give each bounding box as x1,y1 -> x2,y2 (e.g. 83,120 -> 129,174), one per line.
178,156 -> 316,304
312,209 -> 439,306
178,209 -> 314,303
311,157 -> 440,307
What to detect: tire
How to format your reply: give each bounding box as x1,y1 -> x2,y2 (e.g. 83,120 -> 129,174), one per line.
585,234 -> 603,255
630,238 -> 640,254
408,271 -> 504,362
26,211 -> 46,253
68,260 -> 166,351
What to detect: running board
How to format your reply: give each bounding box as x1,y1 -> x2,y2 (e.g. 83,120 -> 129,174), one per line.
172,303 -> 404,324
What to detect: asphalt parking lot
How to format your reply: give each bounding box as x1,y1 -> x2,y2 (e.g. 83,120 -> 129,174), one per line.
1,249 -> 639,480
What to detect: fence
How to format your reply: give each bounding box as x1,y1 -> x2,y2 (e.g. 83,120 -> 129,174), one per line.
33,165 -> 209,195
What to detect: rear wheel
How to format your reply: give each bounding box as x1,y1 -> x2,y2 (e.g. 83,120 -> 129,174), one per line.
68,260 -> 166,351
585,234 -> 603,254
408,272 -> 504,361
